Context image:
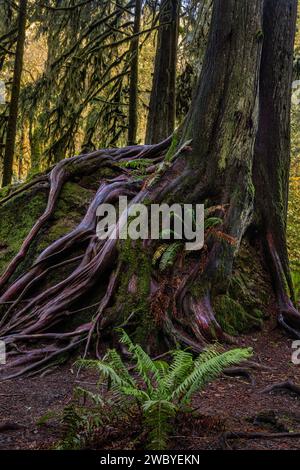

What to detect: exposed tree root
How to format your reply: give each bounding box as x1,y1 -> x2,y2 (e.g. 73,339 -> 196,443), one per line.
0,140 -> 180,379
0,175 -> 49,207
0,133 -> 299,380
223,367 -> 255,386
220,430 -> 300,448
260,380 -> 300,397
0,422 -> 25,432
266,232 -> 300,338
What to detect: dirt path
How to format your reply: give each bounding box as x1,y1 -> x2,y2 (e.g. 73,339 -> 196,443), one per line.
0,326 -> 299,450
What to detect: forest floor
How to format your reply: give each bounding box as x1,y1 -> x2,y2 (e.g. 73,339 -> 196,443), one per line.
0,321 -> 300,451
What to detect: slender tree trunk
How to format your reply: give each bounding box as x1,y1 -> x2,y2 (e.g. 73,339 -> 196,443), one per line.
128,0 -> 142,146
2,0 -> 27,187
145,0 -> 180,144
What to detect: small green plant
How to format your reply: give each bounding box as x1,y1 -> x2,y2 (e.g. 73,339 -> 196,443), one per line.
118,159 -> 152,170
58,404 -> 85,450
118,159 -> 152,180
153,241 -> 183,271
38,391 -> 107,450
151,207 -> 226,271
77,330 -> 252,449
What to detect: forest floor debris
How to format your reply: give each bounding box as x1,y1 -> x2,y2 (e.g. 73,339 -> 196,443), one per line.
0,327 -> 300,450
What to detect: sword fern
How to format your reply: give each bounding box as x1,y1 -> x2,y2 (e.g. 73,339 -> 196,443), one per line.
77,330 -> 252,450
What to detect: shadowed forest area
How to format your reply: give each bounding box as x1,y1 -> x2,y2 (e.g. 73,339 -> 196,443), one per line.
0,0 -> 300,453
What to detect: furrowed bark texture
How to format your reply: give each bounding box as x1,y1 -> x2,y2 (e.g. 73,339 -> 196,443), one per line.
253,0 -> 297,301
171,0 -> 264,282
0,0 -> 299,379
145,0 -> 180,144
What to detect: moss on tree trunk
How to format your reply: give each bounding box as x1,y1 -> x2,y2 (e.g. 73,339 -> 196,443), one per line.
0,0 -> 299,379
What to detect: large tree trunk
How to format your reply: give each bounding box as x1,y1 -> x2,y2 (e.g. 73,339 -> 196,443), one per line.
0,0 -> 299,380
145,0 -> 180,144
2,0 -> 27,187
253,0 -> 298,334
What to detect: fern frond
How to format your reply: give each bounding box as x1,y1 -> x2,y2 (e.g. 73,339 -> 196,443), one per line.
159,350 -> 193,397
105,348 -> 136,387
120,386 -> 150,402
153,360 -> 169,378
131,344 -> 161,392
76,358 -> 130,389
152,244 -> 168,266
36,410 -> 58,426
119,329 -> 160,392
172,347 -> 252,403
159,242 -> 182,271
118,328 -> 136,351
204,217 -> 223,229
74,386 -> 104,405
143,400 -> 177,450
57,405 -> 83,450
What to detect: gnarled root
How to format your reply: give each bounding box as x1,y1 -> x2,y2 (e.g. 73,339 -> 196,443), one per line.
260,380 -> 300,396
0,136 -> 299,379
266,232 -> 300,338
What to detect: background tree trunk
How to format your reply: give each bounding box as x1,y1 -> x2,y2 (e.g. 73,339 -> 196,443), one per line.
253,0 -> 298,306
145,0 -> 180,144
128,0 -> 142,146
2,0 -> 27,187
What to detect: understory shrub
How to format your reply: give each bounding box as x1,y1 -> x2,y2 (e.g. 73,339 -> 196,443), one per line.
73,330 -> 252,450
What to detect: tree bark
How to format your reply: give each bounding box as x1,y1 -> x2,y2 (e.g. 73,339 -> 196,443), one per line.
2,0 -> 27,187
0,0 -> 299,379
168,0 -> 264,282
253,0 -> 298,313
145,0 -> 180,144
128,0 -> 142,146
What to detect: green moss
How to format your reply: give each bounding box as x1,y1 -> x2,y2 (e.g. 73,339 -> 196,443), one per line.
79,166 -> 117,190
0,188 -> 48,275
212,240 -> 271,335
190,282 -> 210,299
213,294 -> 263,336
218,120 -> 236,170
115,238 -> 155,346
0,186 -> 11,199
230,241 -> 270,309
189,238 -> 270,336
38,182 -> 93,252
165,131 -> 179,162
0,180 -> 93,280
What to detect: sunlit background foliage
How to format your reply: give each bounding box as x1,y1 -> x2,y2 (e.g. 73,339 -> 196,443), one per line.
0,0 -> 299,286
